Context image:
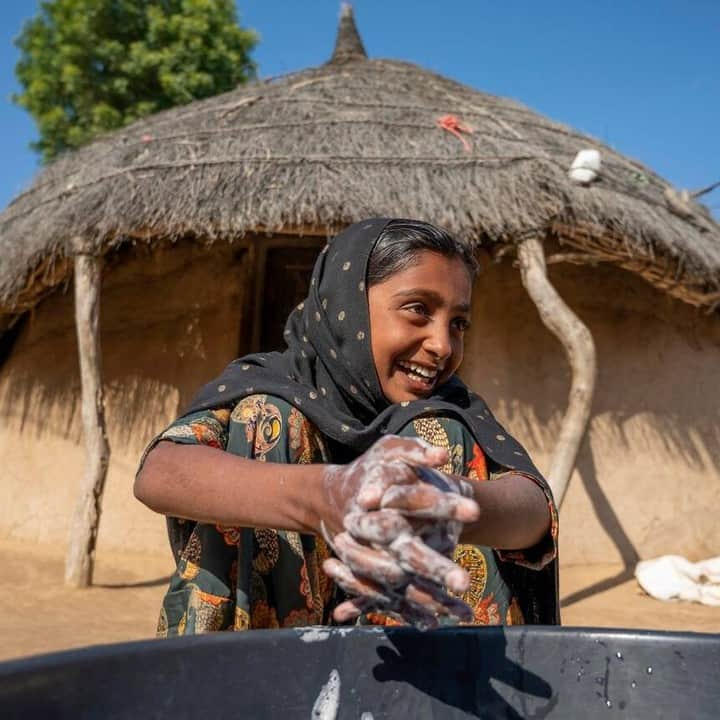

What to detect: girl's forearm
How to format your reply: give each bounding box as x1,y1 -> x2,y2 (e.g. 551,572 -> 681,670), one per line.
134,441 -> 328,534
459,473 -> 552,549
136,443 -> 551,551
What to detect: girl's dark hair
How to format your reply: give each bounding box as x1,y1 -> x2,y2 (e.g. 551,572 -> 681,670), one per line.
367,219 -> 479,287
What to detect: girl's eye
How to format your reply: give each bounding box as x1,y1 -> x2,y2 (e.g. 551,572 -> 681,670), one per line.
453,317 -> 471,332
404,303 -> 429,316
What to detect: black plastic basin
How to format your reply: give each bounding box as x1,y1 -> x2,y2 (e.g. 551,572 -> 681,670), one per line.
0,626 -> 718,718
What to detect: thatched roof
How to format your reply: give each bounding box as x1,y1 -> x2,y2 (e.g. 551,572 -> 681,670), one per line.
1,5 -> 719,319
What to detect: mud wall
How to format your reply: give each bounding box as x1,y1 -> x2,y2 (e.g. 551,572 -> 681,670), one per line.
0,241 -> 250,558
462,255 -> 720,566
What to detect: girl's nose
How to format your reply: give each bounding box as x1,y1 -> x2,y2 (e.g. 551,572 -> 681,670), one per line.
424,325 -> 452,361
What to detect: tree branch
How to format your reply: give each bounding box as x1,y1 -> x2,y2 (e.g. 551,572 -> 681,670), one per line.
517,236 -> 597,507
64,239 -> 110,587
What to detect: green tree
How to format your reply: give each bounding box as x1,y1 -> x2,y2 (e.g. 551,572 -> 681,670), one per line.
14,0 -> 257,162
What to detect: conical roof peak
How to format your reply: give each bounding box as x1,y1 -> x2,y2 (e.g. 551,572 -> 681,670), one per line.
329,4 -> 367,63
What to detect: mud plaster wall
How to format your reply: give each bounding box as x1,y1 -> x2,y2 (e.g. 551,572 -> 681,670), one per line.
461,254 -> 720,566
0,241 -> 249,558
1,244 -> 718,567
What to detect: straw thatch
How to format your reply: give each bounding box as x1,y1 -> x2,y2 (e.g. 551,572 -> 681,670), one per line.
1,6 -> 719,323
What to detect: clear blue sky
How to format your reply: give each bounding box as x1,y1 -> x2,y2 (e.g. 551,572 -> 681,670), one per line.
1,1 -> 718,213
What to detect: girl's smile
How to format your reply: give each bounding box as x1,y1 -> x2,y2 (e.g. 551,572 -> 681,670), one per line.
368,251 -> 473,404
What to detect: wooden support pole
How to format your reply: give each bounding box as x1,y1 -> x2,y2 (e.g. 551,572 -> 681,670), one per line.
64,241 -> 110,588
517,236 -> 597,508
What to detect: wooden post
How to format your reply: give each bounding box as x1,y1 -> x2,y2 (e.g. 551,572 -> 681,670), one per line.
64,239 -> 110,588
517,236 -> 597,508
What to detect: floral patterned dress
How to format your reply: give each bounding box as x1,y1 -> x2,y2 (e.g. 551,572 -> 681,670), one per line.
145,394 -> 557,636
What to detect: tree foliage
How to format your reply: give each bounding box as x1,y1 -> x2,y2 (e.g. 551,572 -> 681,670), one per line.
14,0 -> 257,162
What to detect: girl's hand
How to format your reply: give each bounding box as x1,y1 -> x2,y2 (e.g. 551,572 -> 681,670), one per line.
321,443 -> 479,626
323,558 -> 474,629
320,436 -> 477,535
320,438 -> 477,591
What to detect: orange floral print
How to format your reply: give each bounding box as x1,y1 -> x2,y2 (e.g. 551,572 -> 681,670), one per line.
299,563 -> 314,609
251,600 -> 280,629
506,597 -> 525,625
190,420 -> 223,448
283,608 -> 316,628
365,612 -> 404,627
466,443 -> 488,481
473,593 -> 501,625
216,524 -> 242,547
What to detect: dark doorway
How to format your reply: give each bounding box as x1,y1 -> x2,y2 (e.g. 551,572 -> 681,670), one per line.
258,246 -> 321,352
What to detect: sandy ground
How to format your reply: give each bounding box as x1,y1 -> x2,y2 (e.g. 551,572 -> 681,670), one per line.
0,541 -> 717,662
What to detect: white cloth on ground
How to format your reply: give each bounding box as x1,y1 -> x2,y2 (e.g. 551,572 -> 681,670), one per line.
635,555 -> 720,607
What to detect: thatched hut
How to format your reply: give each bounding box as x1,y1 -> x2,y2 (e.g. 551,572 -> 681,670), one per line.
1,8 -> 719,583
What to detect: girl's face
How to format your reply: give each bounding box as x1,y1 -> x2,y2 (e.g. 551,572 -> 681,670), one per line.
368,251 -> 473,404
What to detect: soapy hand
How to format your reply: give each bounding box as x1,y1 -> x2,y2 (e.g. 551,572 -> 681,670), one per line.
319,437 -> 478,626
321,436 -> 460,529
323,558 -> 474,628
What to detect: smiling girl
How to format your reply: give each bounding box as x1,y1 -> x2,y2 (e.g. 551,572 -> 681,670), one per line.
135,219 -> 558,634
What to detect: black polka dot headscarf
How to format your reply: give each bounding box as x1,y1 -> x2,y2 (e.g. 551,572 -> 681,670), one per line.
190,218 -> 537,470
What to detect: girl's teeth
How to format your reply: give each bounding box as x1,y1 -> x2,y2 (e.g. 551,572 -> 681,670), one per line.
401,362 -> 437,379
399,362 -> 436,384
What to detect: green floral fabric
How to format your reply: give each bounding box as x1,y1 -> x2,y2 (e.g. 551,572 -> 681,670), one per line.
147,394 -> 557,635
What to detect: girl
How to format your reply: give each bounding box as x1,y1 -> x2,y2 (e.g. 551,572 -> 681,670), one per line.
135,218 -> 558,634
